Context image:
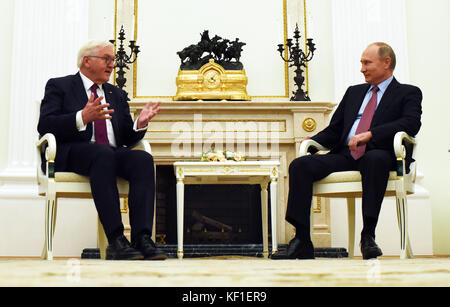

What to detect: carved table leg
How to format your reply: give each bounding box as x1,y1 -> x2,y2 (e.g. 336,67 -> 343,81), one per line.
260,182 -> 269,258
176,178 -> 185,260
270,178 -> 278,254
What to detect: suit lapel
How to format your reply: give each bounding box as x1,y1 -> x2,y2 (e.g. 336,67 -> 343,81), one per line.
352,83 -> 371,116
103,83 -> 120,137
345,84 -> 371,131
72,72 -> 89,108
336,84 -> 370,145
372,77 -> 399,125
71,72 -> 93,139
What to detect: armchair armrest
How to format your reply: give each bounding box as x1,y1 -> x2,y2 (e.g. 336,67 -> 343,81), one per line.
299,139 -> 329,157
393,131 -> 416,177
36,135 -> 152,181
37,133 -> 57,162
36,133 -> 57,179
394,131 -> 416,160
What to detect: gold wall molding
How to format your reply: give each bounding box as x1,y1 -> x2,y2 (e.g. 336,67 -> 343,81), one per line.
302,117 -> 317,132
147,119 -> 287,133
303,0 -> 309,94
313,197 -> 322,213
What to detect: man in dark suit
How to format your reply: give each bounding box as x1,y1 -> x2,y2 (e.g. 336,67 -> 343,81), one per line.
271,42 -> 422,260
38,40 -> 167,260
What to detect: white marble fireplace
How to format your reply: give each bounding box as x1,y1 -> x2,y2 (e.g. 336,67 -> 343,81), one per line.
130,100 -> 335,246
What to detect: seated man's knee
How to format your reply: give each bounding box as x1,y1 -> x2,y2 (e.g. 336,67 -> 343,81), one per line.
289,156 -> 313,176
136,151 -> 154,167
131,151 -> 155,179
360,149 -> 393,170
142,152 -> 155,174
143,152 -> 154,165
92,145 -> 116,168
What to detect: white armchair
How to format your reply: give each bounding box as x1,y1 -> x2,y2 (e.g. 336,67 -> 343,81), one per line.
299,131 -> 417,259
36,133 -> 152,260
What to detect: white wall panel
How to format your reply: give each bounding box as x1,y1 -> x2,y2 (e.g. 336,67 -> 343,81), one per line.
135,0 -> 286,98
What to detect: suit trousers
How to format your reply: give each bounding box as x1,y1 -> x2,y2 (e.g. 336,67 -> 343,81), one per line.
285,147 -> 395,232
65,143 -> 155,243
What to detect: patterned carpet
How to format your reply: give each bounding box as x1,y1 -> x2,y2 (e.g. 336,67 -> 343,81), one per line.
1,257 -> 449,287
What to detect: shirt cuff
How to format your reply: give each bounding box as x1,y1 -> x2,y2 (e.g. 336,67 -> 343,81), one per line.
76,110 -> 87,131
134,118 -> 148,132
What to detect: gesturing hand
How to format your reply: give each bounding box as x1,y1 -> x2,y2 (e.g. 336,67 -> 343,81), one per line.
137,101 -> 162,129
81,92 -> 114,125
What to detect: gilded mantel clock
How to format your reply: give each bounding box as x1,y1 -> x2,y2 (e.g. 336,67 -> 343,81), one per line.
174,59 -> 250,101
173,30 -> 250,101
203,69 -> 221,89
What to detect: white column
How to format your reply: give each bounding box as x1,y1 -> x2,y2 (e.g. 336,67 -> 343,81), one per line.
0,0 -> 89,197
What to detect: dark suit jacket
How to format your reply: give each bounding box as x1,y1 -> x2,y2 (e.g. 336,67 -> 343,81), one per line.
311,77 -> 422,167
38,72 -> 145,172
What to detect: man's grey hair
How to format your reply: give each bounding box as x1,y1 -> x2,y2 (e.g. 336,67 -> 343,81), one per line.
77,40 -> 114,68
369,42 -> 396,71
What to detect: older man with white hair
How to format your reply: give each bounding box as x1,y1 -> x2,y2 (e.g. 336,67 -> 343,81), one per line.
38,40 -> 166,260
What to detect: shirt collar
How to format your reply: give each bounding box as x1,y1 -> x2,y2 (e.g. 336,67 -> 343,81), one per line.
79,71 -> 103,92
370,75 -> 394,94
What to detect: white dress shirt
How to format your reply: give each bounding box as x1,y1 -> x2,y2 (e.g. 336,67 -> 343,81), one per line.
76,71 -> 147,147
346,76 -> 394,144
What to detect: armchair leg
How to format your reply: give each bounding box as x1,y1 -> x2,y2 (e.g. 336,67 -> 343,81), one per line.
347,198 -> 356,258
97,218 -> 108,260
152,199 -> 156,243
270,179 -> 278,255
152,167 -> 157,243
406,237 -> 413,259
395,185 -> 413,259
41,194 -> 57,260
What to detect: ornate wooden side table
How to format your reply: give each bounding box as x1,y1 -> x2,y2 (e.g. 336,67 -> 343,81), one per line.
174,161 -> 280,259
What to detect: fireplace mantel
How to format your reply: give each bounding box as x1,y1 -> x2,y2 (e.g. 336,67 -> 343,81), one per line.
130,100 -> 336,246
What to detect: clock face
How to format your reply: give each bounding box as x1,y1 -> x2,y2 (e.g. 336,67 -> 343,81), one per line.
203,70 -> 221,89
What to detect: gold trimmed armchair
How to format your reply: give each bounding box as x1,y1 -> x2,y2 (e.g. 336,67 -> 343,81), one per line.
36,133 -> 152,260
300,131 -> 417,259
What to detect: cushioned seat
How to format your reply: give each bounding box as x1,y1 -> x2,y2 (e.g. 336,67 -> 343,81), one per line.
54,172 -> 128,184
317,171 -> 399,184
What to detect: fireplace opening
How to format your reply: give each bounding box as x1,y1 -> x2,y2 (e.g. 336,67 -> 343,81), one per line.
155,166 -> 267,246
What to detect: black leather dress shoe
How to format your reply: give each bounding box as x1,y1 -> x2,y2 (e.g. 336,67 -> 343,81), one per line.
132,233 -> 167,260
106,235 -> 144,260
360,235 -> 383,260
271,237 -> 315,260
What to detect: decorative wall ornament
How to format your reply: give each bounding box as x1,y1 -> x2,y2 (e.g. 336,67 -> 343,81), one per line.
200,146 -> 246,162
277,23 -> 316,101
177,30 -> 246,71
174,31 -> 250,101
302,117 -> 317,132
110,25 -> 140,90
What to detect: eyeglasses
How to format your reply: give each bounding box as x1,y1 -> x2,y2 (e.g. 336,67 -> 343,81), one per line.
88,55 -> 115,65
